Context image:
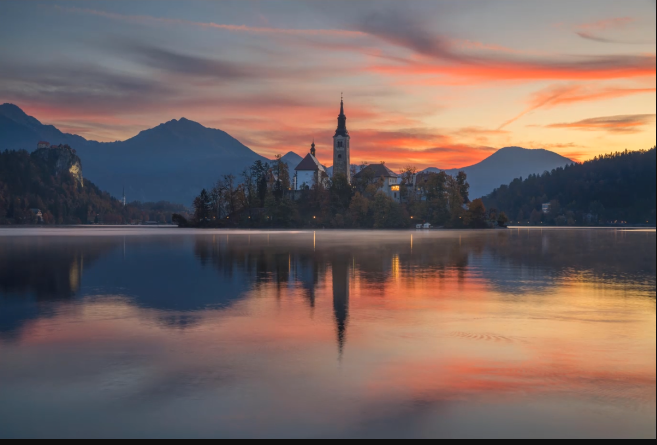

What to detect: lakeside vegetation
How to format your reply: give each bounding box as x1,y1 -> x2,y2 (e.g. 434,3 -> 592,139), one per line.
2,146 -> 654,229
0,150 -> 184,225
178,156 -> 506,229
484,147 -> 656,226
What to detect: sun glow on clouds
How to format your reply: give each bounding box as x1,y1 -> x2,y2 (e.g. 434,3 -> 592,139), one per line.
1,1 -> 655,166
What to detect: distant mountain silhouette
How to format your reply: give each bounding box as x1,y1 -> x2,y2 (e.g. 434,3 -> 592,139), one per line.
280,151 -> 304,173
1,104 -> 574,204
423,147 -> 574,199
0,104 -> 269,204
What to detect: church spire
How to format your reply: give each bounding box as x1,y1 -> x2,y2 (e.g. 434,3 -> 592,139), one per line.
335,95 -> 348,137
310,139 -> 316,157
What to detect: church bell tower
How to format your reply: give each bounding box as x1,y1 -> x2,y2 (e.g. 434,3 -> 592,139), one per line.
332,97 -> 351,183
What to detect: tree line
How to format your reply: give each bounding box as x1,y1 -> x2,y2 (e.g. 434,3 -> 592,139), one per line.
0,149 -> 184,225
483,147 -> 656,226
179,156 -> 508,229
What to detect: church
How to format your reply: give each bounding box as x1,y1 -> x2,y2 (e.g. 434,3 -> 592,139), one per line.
292,98 -> 402,200
292,98 -> 353,190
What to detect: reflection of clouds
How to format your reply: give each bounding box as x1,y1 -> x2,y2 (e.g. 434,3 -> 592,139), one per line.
0,229 -> 654,438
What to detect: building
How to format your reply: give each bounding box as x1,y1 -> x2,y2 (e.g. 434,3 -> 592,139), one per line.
354,163 -> 401,200
29,208 -> 43,223
332,98 -> 351,183
294,141 -> 328,190
37,141 -> 50,149
542,203 -> 551,214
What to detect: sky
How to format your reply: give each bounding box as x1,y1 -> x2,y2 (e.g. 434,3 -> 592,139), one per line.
0,0 -> 655,169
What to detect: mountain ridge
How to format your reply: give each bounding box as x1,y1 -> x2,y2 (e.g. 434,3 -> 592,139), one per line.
422,146 -> 574,199
0,103 -> 575,203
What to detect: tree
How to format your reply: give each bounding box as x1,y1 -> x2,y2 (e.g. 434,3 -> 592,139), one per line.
172,213 -> 189,227
193,188 -> 212,223
348,192 -> 370,228
465,198 -> 487,228
273,155 -> 291,199
497,212 -> 509,227
456,171 -> 470,204
329,173 -> 353,216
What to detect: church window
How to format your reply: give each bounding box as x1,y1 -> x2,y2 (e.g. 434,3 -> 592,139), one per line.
338,154 -> 342,159
337,141 -> 343,148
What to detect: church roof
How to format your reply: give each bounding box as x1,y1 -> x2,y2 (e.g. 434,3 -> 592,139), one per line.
354,164 -> 398,179
334,99 -> 348,137
295,153 -> 326,172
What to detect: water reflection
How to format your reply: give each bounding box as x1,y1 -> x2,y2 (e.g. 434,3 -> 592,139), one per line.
0,228 -> 654,438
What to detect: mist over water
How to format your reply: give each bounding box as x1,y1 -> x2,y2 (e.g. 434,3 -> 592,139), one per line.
0,228 -> 654,439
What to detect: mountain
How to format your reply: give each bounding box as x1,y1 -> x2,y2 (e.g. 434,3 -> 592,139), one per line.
423,147 -> 574,199
280,151 -> 304,173
0,104 -> 270,205
0,103 -> 89,150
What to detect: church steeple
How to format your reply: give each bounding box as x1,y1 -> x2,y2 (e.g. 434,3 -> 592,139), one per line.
335,96 -> 348,137
310,139 -> 316,157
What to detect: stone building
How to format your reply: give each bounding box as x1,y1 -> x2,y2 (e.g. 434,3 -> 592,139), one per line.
354,164 -> 401,201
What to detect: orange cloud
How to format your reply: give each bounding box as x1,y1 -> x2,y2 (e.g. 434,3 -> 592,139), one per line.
499,84 -> 656,129
546,114 -> 656,133
368,53 -> 656,83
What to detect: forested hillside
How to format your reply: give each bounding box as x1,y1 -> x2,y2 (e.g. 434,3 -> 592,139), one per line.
0,150 -> 186,225
483,148 -> 656,225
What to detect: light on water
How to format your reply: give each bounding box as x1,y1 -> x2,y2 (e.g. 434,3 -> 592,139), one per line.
0,228 -> 654,439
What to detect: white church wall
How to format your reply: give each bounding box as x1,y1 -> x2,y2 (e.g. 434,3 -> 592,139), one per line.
296,170 -> 316,190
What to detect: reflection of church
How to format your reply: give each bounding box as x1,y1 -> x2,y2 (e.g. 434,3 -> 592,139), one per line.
331,255 -> 350,357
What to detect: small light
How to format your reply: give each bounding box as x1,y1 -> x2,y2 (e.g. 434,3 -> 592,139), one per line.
313,216 -> 316,219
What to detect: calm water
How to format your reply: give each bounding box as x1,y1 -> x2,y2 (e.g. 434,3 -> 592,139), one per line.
0,228 -> 654,439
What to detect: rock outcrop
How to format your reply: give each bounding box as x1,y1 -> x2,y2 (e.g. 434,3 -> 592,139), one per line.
32,145 -> 83,186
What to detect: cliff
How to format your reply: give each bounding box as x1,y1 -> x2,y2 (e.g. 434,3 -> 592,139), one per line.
32,145 -> 83,186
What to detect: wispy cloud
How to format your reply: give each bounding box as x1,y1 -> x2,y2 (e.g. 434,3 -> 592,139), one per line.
575,17 -> 654,44
57,6 -> 366,37
546,114 -> 656,133
499,84 -> 655,129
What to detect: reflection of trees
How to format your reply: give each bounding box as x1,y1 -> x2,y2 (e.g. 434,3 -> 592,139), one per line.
0,236 -> 119,337
481,230 -> 656,291
0,237 -> 118,300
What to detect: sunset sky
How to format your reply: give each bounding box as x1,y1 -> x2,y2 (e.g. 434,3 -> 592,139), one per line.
0,0 -> 655,169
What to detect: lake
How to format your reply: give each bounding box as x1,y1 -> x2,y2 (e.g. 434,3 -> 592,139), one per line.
0,227 -> 654,439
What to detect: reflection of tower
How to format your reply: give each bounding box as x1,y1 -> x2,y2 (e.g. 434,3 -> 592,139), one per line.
332,255 -> 350,357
